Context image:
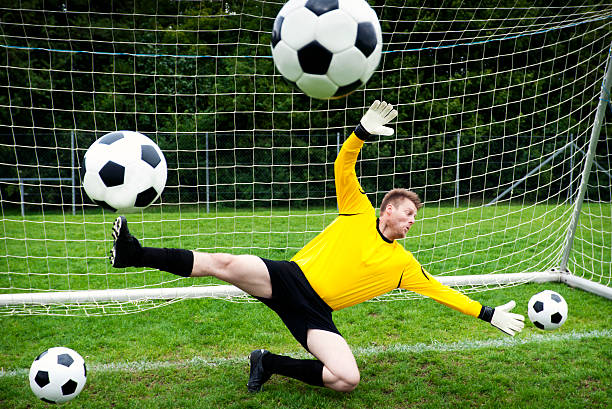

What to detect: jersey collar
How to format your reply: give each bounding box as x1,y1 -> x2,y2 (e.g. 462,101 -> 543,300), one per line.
376,218 -> 394,243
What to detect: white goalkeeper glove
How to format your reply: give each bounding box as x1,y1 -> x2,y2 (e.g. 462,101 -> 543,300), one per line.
359,100 -> 398,136
479,300 -> 525,336
491,300 -> 525,336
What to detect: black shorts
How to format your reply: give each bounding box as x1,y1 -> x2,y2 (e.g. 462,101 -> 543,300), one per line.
256,258 -> 341,351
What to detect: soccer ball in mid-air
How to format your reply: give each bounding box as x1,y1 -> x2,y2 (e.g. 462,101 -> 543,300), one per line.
271,0 -> 382,99
29,347 -> 87,404
527,290 -> 568,330
83,131 -> 167,213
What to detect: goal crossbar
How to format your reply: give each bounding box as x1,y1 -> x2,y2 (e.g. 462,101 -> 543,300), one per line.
3,270 -> 610,306
0,285 -> 247,305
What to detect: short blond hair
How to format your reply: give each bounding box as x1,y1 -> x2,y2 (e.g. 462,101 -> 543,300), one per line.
380,188 -> 423,215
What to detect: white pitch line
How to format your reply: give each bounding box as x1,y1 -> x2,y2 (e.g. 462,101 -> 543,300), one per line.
2,329 -> 610,378
352,329 -> 612,355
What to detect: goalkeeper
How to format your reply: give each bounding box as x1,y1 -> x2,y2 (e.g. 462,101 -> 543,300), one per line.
110,100 -> 525,393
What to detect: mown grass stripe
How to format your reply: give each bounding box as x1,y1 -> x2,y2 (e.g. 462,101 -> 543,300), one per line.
2,329 -> 609,378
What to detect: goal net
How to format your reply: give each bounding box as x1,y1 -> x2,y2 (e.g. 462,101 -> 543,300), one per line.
1,1 -> 611,315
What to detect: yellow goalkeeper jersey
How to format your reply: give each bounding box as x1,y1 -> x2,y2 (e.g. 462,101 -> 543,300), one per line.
291,132 -> 482,317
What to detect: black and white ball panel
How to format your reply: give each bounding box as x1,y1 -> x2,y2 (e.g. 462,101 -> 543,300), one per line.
83,131 -> 167,212
298,41 -> 333,75
527,290 -> 568,330
98,131 -> 124,145
62,379 -> 79,395
57,353 -> 74,368
271,15 -> 284,47
271,0 -> 382,99
271,41 -> 302,82
99,161 -> 125,188
94,199 -> 117,212
276,0 -> 308,20
328,47 -> 367,85
135,187 -> 160,208
532,300 -> 544,313
34,370 -> 50,388
29,347 -> 87,404
314,9 -> 357,53
334,79 -> 363,98
279,6 -> 318,50
305,0 -> 338,16
356,21 -> 378,57
141,144 -> 162,168
297,74 -> 340,100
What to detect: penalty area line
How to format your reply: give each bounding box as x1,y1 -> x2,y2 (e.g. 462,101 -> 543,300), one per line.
1,329 -> 610,378
353,328 -> 612,355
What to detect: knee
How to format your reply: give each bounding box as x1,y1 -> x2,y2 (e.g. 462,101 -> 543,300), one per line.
342,371 -> 360,392
210,253 -> 234,269
192,252 -> 236,277
330,369 -> 360,392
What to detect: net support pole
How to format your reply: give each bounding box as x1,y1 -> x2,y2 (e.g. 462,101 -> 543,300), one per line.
569,133 -> 574,204
560,274 -> 612,300
486,140 -> 573,207
206,132 -> 210,213
19,179 -> 25,217
71,130 -> 76,215
456,132 -> 460,208
560,44 -> 612,271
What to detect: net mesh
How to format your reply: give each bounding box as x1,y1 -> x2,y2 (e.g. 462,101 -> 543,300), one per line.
0,1 -> 610,315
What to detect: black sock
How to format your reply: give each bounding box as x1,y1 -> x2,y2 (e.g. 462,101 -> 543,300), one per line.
140,247 -> 194,277
262,353 -> 324,387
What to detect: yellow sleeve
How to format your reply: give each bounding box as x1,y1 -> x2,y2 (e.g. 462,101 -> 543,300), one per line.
400,262 -> 482,318
334,132 -> 374,214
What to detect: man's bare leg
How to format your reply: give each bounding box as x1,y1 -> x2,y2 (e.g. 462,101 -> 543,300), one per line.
191,252 -> 272,298
306,329 -> 360,392
111,216 -> 272,298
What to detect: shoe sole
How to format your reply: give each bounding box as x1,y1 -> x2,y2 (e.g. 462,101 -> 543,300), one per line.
110,216 -> 127,267
247,349 -> 268,393
112,216 -> 127,241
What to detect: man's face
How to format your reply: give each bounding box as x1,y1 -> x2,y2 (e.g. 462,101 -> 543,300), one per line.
384,199 -> 418,240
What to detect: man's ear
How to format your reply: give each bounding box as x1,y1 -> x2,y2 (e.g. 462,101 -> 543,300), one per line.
384,203 -> 393,216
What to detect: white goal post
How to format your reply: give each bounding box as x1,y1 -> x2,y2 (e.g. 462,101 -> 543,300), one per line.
0,2 -> 611,315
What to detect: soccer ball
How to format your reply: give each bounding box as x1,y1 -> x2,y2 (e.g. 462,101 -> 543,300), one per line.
271,0 -> 383,99
83,131 -> 167,213
29,347 -> 87,404
527,290 -> 568,330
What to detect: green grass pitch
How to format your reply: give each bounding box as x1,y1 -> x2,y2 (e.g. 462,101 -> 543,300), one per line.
0,205 -> 610,408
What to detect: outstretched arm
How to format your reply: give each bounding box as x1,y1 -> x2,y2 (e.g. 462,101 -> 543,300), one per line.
400,262 -> 525,336
335,100 -> 398,214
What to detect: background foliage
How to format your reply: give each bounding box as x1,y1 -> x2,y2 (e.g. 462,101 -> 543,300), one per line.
0,0 -> 611,210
